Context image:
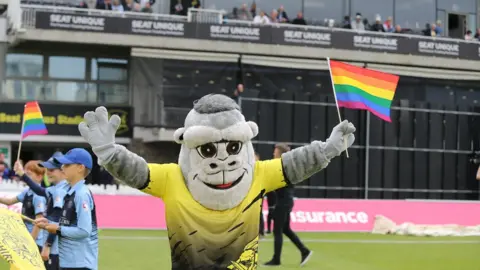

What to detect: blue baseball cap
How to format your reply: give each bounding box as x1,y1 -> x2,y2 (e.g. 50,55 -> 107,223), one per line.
54,148 -> 93,170
39,152 -> 63,169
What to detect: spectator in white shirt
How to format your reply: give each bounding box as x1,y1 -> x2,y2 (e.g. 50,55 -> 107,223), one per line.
253,10 -> 270,24
270,9 -> 279,23
383,16 -> 394,32
112,0 -> 124,11
465,30 -> 473,40
351,13 -> 365,31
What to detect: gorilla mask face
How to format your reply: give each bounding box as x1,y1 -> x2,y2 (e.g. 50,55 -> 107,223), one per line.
174,95 -> 259,210
194,140 -> 247,190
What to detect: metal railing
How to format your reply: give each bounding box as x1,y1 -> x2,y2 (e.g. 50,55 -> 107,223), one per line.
295,186 -> 479,194
187,7 -> 224,24
18,4 -> 480,46
239,96 -> 480,199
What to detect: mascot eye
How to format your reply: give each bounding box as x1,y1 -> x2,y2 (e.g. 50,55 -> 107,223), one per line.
226,141 -> 242,155
198,143 -> 217,158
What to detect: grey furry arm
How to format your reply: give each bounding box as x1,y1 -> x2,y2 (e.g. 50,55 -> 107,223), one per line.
281,141 -> 333,184
97,144 -> 150,189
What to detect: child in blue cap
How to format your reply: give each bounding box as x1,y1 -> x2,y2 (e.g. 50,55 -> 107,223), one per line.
36,148 -> 99,270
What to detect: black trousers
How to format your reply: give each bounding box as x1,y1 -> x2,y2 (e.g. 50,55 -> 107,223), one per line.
272,204 -> 308,261
46,254 -> 60,270
38,246 -> 60,270
267,206 -> 275,232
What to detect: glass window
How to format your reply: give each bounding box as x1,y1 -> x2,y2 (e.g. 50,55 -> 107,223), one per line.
91,58 -> 128,81
426,85 -> 455,105
6,54 -> 43,77
97,84 -> 129,104
4,80 -> 45,100
395,0 -> 435,29
43,81 -> 96,102
48,56 -> 86,80
351,0 -> 394,26
162,59 -> 238,107
437,0 -> 476,13
304,0 -> 343,24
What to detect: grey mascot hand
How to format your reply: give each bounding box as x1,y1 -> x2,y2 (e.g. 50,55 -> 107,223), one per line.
324,120 -> 356,159
78,106 -> 121,164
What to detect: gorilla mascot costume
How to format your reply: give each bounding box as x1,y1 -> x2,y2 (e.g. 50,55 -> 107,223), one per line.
79,94 -> 355,270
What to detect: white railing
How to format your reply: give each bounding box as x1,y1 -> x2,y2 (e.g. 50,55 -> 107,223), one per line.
187,7 -> 224,24
18,4 -> 480,45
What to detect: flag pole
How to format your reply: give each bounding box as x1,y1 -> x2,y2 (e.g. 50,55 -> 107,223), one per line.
327,57 -> 349,158
16,107 -> 26,162
364,112 -> 370,199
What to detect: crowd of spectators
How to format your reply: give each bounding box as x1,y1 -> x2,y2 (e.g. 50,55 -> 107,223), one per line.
223,3 -> 306,26
82,0 -> 155,13
172,0 -> 200,15
216,2 -> 480,42
26,0 -> 166,13
465,28 -> 480,41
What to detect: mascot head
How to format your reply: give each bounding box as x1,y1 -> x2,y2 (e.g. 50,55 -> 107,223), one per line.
173,94 -> 259,210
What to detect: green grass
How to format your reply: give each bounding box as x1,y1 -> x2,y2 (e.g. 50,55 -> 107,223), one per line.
1,230 -> 480,269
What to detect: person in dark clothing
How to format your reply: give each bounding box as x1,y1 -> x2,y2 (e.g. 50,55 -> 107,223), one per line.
96,0 -> 112,10
370,15 -> 385,32
231,83 -> 244,103
342,15 -> 351,29
265,191 -> 276,234
291,12 -> 307,25
264,143 -> 312,267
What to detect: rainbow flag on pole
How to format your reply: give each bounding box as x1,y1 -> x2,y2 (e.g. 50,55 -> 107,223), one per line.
328,60 -> 399,122
21,101 -> 48,139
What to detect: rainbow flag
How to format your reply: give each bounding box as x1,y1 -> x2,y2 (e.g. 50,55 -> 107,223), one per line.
329,60 -> 399,122
21,101 -> 48,139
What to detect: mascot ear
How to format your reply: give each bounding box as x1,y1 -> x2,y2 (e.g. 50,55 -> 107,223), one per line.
173,127 -> 186,144
247,121 -> 259,138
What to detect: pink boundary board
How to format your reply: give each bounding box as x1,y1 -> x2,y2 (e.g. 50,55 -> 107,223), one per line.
2,194 -> 480,231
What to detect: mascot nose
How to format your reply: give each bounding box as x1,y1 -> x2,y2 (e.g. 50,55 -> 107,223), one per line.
208,161 -> 237,170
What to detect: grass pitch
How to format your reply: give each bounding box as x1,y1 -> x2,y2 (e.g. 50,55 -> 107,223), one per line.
1,229 -> 479,269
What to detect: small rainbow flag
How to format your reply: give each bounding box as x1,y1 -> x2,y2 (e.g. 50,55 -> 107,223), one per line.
21,101 -> 48,139
329,60 -> 399,122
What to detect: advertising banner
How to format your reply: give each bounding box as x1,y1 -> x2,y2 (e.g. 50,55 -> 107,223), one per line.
0,103 -> 133,138
95,196 -> 480,231
33,11 -> 480,61
196,23 -> 271,43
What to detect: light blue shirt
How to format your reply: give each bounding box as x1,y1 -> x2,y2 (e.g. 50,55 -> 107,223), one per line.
44,180 -> 69,255
17,188 -> 46,247
59,180 -> 98,270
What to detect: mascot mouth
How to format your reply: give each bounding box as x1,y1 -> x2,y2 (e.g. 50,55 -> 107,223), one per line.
204,172 -> 245,190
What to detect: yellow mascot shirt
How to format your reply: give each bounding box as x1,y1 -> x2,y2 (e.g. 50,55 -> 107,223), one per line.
142,159 -> 287,270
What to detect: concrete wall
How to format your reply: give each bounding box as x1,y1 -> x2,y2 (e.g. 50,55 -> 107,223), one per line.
16,29 -> 480,71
